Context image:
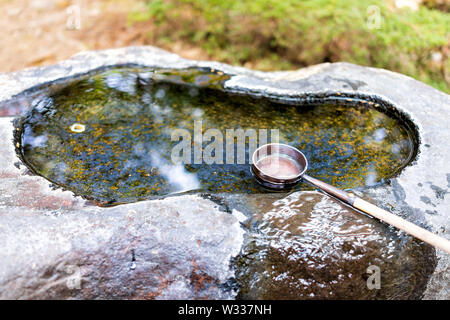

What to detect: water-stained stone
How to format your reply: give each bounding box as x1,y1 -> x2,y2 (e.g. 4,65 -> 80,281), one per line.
0,193 -> 245,300
16,67 -> 415,205
235,192 -> 436,299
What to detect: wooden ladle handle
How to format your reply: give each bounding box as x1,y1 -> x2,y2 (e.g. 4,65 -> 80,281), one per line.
353,197 -> 450,254
302,174 -> 450,254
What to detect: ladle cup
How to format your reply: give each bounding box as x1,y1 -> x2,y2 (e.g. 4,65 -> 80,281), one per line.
251,143 -> 450,254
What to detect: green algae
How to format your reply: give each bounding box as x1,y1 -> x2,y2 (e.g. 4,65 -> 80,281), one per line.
17,66 -> 416,205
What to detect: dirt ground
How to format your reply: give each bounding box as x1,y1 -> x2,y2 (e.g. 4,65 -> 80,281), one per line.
0,0 -> 210,72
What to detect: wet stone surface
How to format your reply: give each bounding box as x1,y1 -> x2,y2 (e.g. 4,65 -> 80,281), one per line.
17,66 -> 414,205
0,193 -> 245,299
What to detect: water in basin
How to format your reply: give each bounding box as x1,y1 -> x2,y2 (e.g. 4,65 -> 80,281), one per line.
16,67 -> 415,205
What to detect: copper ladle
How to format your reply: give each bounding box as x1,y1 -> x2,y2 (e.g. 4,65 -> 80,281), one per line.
251,143 -> 450,254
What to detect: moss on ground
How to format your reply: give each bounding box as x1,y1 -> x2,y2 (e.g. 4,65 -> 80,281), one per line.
129,0 -> 449,93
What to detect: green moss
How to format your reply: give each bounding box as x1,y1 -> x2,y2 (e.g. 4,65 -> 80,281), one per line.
129,0 -> 449,93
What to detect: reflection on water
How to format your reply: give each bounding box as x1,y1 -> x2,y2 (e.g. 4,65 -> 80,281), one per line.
373,128 -> 387,142
149,150 -> 200,194
17,67 -> 416,204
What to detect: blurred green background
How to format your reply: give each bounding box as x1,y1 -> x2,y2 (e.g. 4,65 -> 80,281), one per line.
130,0 -> 449,92
2,0 -> 449,93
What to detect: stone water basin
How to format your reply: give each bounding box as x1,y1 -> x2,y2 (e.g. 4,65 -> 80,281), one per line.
0,47 -> 448,299
12,65 -> 434,299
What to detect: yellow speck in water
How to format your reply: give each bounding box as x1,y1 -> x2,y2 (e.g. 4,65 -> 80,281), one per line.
70,123 -> 86,133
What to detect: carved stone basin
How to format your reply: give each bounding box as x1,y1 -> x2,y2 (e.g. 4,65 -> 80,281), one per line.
0,47 -> 448,299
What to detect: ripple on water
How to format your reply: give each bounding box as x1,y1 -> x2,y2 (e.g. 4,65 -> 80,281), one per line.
235,191 -> 436,299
